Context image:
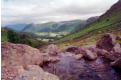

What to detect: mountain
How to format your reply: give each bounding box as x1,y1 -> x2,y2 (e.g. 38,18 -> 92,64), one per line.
4,24 -> 28,32
86,16 -> 99,25
22,20 -> 86,33
56,0 -> 121,45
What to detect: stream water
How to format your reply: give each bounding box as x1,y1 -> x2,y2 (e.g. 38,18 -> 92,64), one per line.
43,56 -> 121,80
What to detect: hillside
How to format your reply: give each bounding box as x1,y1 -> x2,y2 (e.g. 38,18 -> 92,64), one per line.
1,28 -> 45,48
54,0 -> 121,50
4,24 -> 28,32
22,20 -> 86,33
56,0 -> 121,42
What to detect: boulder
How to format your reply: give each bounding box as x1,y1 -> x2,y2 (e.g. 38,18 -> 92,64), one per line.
47,44 -> 59,55
96,33 -> 115,51
112,43 -> 121,53
81,45 -> 96,53
111,58 -> 121,72
59,52 -> 74,57
2,66 -> 16,80
14,65 -> 60,80
84,50 -> 97,60
116,35 -> 121,41
95,48 -> 110,56
1,42 -> 44,70
66,47 -> 79,53
49,57 -> 60,63
74,54 -> 83,60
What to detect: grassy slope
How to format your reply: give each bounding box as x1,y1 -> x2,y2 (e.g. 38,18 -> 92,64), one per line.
1,28 -> 45,48
52,2 -> 121,50
56,9 -> 121,42
1,29 -> 9,42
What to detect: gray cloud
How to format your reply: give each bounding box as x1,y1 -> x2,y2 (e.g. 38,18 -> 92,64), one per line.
2,0 -> 118,26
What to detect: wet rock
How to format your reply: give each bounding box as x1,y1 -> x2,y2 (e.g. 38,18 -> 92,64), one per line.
14,65 -> 60,80
84,50 -> 97,60
96,33 -> 115,51
74,54 -> 83,60
59,52 -> 74,57
49,57 -> 60,63
111,58 -> 121,74
47,44 -> 59,55
42,53 -> 60,63
111,58 -> 121,69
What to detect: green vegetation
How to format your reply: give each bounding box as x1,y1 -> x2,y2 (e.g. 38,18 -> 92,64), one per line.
1,29 -> 9,42
1,28 -> 45,48
24,32 -> 68,42
22,20 -> 86,33
53,2 -> 121,50
56,9 -> 121,42
21,20 -> 87,42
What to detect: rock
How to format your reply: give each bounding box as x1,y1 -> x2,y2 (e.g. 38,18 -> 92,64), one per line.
49,57 -> 60,63
111,58 -> 121,71
81,45 -> 96,53
84,50 -> 97,60
14,65 -> 59,80
101,43 -> 121,62
96,33 -> 115,51
15,66 -> 25,74
47,44 -> 59,55
59,52 -> 74,57
2,66 -> 17,80
2,42 -> 44,68
74,54 -> 83,60
1,42 -> 51,78
66,47 -> 79,53
112,43 -> 121,53
79,45 -> 97,60
26,65 -> 44,73
95,48 -> 110,56
116,35 -> 121,41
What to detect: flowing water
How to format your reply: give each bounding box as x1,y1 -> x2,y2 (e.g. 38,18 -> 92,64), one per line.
43,56 -> 121,80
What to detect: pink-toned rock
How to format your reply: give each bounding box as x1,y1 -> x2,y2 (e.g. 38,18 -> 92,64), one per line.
59,52 -> 74,57
1,42 -> 46,77
80,45 -> 96,53
14,65 -> 60,80
1,66 -> 16,80
66,47 -> 78,53
116,35 -> 121,41
47,44 -> 59,55
95,48 -> 110,56
112,43 -> 121,53
74,54 -> 83,60
84,50 -> 97,60
111,58 -> 121,69
96,33 -> 115,51
49,57 -> 60,63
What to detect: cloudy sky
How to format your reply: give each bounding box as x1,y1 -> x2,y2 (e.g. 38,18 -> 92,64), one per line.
2,0 -> 118,26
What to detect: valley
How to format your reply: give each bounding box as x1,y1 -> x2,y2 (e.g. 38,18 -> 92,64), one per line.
1,0 -> 121,80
